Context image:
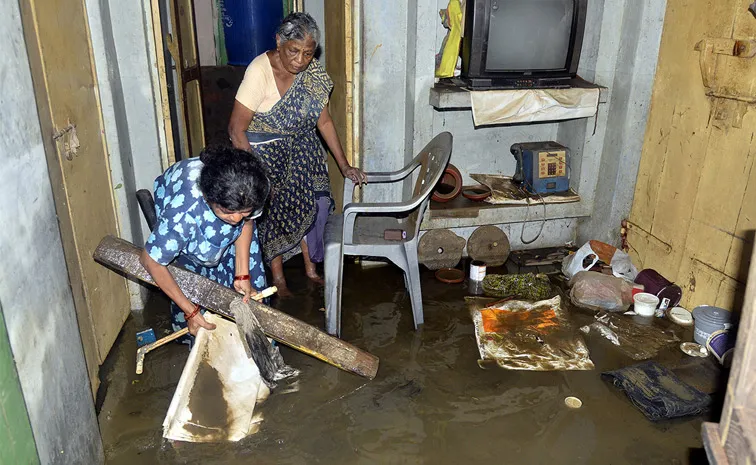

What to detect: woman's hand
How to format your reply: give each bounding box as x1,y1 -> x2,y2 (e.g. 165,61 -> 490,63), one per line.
234,278 -> 260,303
187,312 -> 216,336
342,165 -> 368,185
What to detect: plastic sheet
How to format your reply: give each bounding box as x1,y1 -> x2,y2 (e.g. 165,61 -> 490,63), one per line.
163,314 -> 269,442
469,296 -> 594,371
569,271 -> 634,312
580,312 -> 680,361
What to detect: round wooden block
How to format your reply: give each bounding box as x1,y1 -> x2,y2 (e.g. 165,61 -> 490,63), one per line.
467,226 -> 511,267
418,229 -> 466,270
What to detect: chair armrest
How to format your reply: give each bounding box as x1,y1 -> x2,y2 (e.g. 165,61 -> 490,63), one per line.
340,162 -> 420,211
342,178 -> 356,210
366,164 -> 417,183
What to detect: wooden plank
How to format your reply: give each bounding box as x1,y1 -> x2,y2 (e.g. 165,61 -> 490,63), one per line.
707,240 -> 756,462
149,0 -> 177,166
702,422 -> 729,465
177,0 -> 205,156
324,0 -> 353,211
93,235 -> 380,379
684,110 -> 755,271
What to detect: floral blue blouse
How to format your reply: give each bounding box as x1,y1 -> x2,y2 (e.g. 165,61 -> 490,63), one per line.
145,158 -> 266,290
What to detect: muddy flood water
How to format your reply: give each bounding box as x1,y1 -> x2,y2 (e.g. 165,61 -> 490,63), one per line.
99,260 -> 723,464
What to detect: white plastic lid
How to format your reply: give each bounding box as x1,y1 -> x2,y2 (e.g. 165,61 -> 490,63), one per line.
634,292 -> 660,305
668,306 -> 693,326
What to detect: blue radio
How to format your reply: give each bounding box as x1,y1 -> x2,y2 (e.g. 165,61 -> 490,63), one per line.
511,142 -> 571,194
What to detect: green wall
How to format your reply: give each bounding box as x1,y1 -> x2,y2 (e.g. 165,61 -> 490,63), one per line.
0,303 -> 38,465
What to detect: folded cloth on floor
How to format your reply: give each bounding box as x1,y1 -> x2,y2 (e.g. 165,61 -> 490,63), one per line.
602,361 -> 711,421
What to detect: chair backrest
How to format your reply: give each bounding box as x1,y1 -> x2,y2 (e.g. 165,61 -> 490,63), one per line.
136,189 -> 158,231
405,132 -> 453,238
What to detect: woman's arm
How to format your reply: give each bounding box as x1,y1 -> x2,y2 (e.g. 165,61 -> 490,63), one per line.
140,250 -> 216,334
228,101 -> 255,152
232,220 -> 259,302
317,106 -> 367,184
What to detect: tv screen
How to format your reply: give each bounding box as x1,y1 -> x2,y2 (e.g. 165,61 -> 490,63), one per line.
485,0 -> 575,71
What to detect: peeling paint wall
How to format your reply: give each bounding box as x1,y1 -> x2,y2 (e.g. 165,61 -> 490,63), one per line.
86,0 -> 166,310
628,0 -> 756,311
0,0 -> 103,463
361,0 -> 666,251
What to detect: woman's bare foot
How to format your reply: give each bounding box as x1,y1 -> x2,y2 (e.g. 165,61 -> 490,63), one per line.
301,239 -> 325,285
271,256 -> 293,298
305,269 -> 325,285
273,281 -> 294,298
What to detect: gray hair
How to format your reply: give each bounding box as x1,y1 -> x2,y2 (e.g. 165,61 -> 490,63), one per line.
277,12 -> 320,45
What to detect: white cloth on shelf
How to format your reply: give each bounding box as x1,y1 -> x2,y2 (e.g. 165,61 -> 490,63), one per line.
469,87 -> 600,126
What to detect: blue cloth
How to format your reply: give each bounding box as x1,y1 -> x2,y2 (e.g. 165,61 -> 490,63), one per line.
602,361 -> 711,421
146,158 -> 267,342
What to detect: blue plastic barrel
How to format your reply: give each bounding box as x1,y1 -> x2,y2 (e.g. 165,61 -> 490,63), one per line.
221,0 -> 284,66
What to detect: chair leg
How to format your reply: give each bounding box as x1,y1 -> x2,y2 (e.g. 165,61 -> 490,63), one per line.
403,242 -> 424,329
324,243 -> 343,337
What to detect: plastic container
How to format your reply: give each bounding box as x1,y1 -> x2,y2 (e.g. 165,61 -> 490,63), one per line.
692,305 -> 731,346
222,0 -> 284,66
634,269 -> 683,308
706,329 -> 735,366
469,260 -> 487,282
633,292 -> 660,317
667,306 -> 694,326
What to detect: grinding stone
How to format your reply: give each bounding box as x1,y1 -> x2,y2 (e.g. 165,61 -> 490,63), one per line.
418,229 -> 466,270
467,226 -> 511,267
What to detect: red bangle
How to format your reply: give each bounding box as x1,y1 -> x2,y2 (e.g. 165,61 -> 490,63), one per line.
186,304 -> 200,321
234,275 -> 250,282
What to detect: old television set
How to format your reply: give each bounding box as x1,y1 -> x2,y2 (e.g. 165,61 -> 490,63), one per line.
461,0 -> 588,89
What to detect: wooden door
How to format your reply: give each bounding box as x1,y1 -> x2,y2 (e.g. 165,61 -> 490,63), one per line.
325,0 -> 355,211
20,0 -> 131,395
627,0 -> 756,311
166,0 -> 205,158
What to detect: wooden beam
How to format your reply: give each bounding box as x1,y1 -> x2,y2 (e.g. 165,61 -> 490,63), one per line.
93,235 -> 379,379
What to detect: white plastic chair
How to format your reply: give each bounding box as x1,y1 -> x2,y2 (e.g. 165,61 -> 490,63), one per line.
323,132 -> 454,336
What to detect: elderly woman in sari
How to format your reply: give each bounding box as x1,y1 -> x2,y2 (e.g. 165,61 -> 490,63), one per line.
228,12 -> 366,296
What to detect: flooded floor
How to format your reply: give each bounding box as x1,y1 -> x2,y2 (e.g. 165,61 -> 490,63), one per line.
99,260 -> 722,464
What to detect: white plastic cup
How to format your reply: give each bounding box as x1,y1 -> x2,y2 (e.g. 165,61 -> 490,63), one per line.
633,292 -> 660,317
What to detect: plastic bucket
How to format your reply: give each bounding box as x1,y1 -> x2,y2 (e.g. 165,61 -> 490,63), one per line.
692,305 -> 731,346
633,292 -> 659,317
706,329 -> 736,366
634,269 -> 682,309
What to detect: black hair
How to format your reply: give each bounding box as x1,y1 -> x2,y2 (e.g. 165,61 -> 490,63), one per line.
198,145 -> 270,212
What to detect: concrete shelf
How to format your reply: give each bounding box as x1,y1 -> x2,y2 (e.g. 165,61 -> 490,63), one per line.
421,195 -> 589,230
430,77 -> 608,111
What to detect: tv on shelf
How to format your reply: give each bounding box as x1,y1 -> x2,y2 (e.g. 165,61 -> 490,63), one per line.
461,0 -> 588,90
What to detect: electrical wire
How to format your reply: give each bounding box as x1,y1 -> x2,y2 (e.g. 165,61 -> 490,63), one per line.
519,180 -> 547,245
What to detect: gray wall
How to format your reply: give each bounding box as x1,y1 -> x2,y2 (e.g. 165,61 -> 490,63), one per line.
86,0 -> 167,309
304,0 -> 326,65
360,0 -> 667,249
574,0 -> 666,245
0,1 -> 103,463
